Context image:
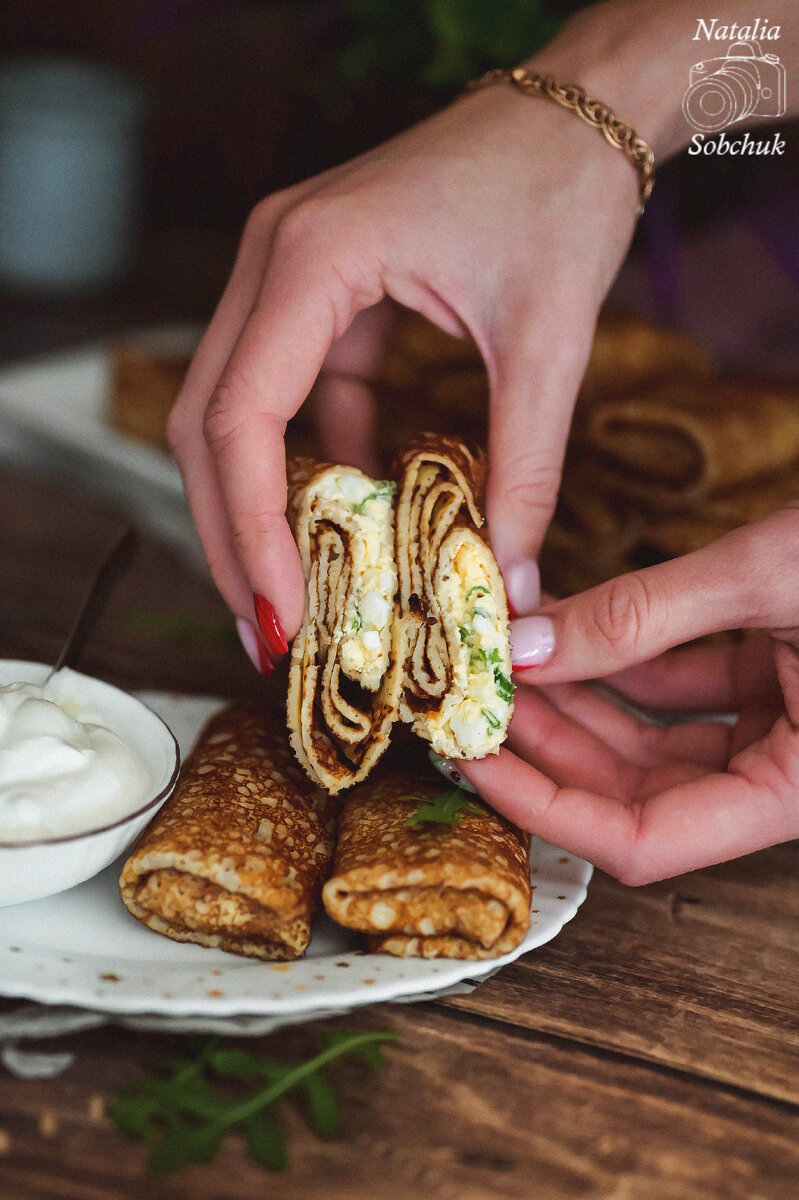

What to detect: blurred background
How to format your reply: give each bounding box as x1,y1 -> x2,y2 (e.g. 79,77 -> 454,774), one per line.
0,0 -> 797,606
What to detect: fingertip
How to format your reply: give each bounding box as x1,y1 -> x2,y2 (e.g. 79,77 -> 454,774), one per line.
503,559 -> 541,618
247,523 -> 306,642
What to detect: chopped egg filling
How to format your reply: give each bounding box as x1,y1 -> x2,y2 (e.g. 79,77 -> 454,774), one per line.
428,538 -> 514,756
308,469 -> 397,692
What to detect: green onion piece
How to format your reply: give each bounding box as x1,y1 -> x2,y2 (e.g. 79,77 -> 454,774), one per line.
465,583 -> 491,601
352,480 -> 396,513
493,667 -> 515,703
469,648 -> 488,670
458,624 -> 473,644
482,708 -> 501,730
472,606 -> 491,620
487,648 -> 502,665
351,612 -> 362,632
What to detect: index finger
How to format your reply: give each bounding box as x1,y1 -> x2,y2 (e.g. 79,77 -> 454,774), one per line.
203,209 -> 383,638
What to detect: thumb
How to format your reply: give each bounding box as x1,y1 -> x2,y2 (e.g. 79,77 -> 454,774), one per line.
510,520 -> 781,684
485,309 -> 594,617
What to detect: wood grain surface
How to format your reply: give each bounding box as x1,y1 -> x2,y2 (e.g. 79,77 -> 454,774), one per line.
0,465 -> 797,1200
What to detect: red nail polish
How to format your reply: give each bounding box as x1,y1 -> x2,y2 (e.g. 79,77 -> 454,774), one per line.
257,641 -> 275,676
253,594 -> 288,657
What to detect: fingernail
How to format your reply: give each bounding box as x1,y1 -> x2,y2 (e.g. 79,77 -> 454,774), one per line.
511,615 -> 555,668
504,560 -> 540,618
428,751 -> 478,794
253,594 -> 289,657
236,617 -> 275,676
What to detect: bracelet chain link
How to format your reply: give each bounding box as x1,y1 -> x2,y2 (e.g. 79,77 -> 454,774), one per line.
468,67 -> 655,215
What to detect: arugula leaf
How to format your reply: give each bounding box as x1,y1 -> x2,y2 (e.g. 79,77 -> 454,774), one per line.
319,1029 -> 390,1070
106,1094 -> 162,1139
352,479 -> 396,513
149,1122 -> 224,1174
482,708 -> 501,730
302,1071 -> 341,1138
108,1029 -> 397,1176
245,1111 -> 288,1171
406,788 -> 483,828
465,583 -> 491,600
493,667 -> 515,703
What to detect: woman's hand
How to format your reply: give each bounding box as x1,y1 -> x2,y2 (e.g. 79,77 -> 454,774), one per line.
462,506 -> 799,884
166,8 -> 653,654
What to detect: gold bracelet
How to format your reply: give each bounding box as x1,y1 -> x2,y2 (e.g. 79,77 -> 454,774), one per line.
467,67 -> 655,216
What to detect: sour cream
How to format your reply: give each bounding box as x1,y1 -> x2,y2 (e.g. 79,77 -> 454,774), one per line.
0,679 -> 151,842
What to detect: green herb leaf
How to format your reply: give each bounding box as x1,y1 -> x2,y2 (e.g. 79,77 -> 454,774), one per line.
469,648 -> 487,670
458,624 -> 472,644
465,583 -> 491,600
110,1029 -> 397,1176
115,610 -> 237,649
406,789 -> 483,828
493,667 -> 515,704
208,1048 -> 279,1081
482,708 -> 501,730
318,1029 -> 391,1070
106,1094 -> 162,1139
487,647 -> 502,665
244,1111 -> 288,1171
149,1121 -> 224,1174
302,1071 -> 341,1138
352,479 -> 396,513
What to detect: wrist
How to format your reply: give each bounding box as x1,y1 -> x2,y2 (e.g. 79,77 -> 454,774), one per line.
525,1 -> 695,161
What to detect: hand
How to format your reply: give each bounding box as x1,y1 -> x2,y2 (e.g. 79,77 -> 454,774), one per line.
166,14 -> 647,648
462,507 -> 799,884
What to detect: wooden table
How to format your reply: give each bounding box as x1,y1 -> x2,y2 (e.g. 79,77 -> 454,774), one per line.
0,465 -> 797,1200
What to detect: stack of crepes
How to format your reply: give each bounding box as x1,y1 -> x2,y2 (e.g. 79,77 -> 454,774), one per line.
120,702 -> 337,960
120,701 -> 531,961
286,434 -> 513,794
323,759 -> 531,960
346,308 -> 799,598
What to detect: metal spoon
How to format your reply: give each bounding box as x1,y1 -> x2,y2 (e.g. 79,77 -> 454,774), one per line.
46,526 -> 140,682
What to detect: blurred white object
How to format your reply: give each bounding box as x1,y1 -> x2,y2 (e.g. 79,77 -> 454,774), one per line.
0,58 -> 149,293
0,325 -> 205,567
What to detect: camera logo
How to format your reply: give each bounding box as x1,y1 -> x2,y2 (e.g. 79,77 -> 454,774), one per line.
682,39 -> 785,132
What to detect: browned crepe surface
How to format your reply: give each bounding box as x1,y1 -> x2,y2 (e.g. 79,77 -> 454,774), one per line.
286,457 -> 402,794
120,702 -> 336,960
584,378 -> 799,504
323,766 -> 531,960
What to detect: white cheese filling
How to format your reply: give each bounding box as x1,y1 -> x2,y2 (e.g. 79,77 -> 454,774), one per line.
308,470 -> 397,691
428,540 -> 513,755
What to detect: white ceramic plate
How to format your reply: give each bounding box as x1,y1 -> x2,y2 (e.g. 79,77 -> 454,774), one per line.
0,692 -> 593,1017
0,328 -> 203,565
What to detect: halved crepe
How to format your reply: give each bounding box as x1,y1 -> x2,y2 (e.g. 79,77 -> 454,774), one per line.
393,433 -> 514,759
286,458 -> 403,793
120,702 -> 336,960
323,767 -> 531,960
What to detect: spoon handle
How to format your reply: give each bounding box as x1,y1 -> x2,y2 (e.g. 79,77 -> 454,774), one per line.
50,527 -> 140,678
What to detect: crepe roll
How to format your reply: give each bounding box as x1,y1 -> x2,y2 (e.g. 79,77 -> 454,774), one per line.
585,378 -> 799,505
323,769 -> 531,960
393,433 -> 514,759
287,458 -> 403,793
120,703 -> 336,960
